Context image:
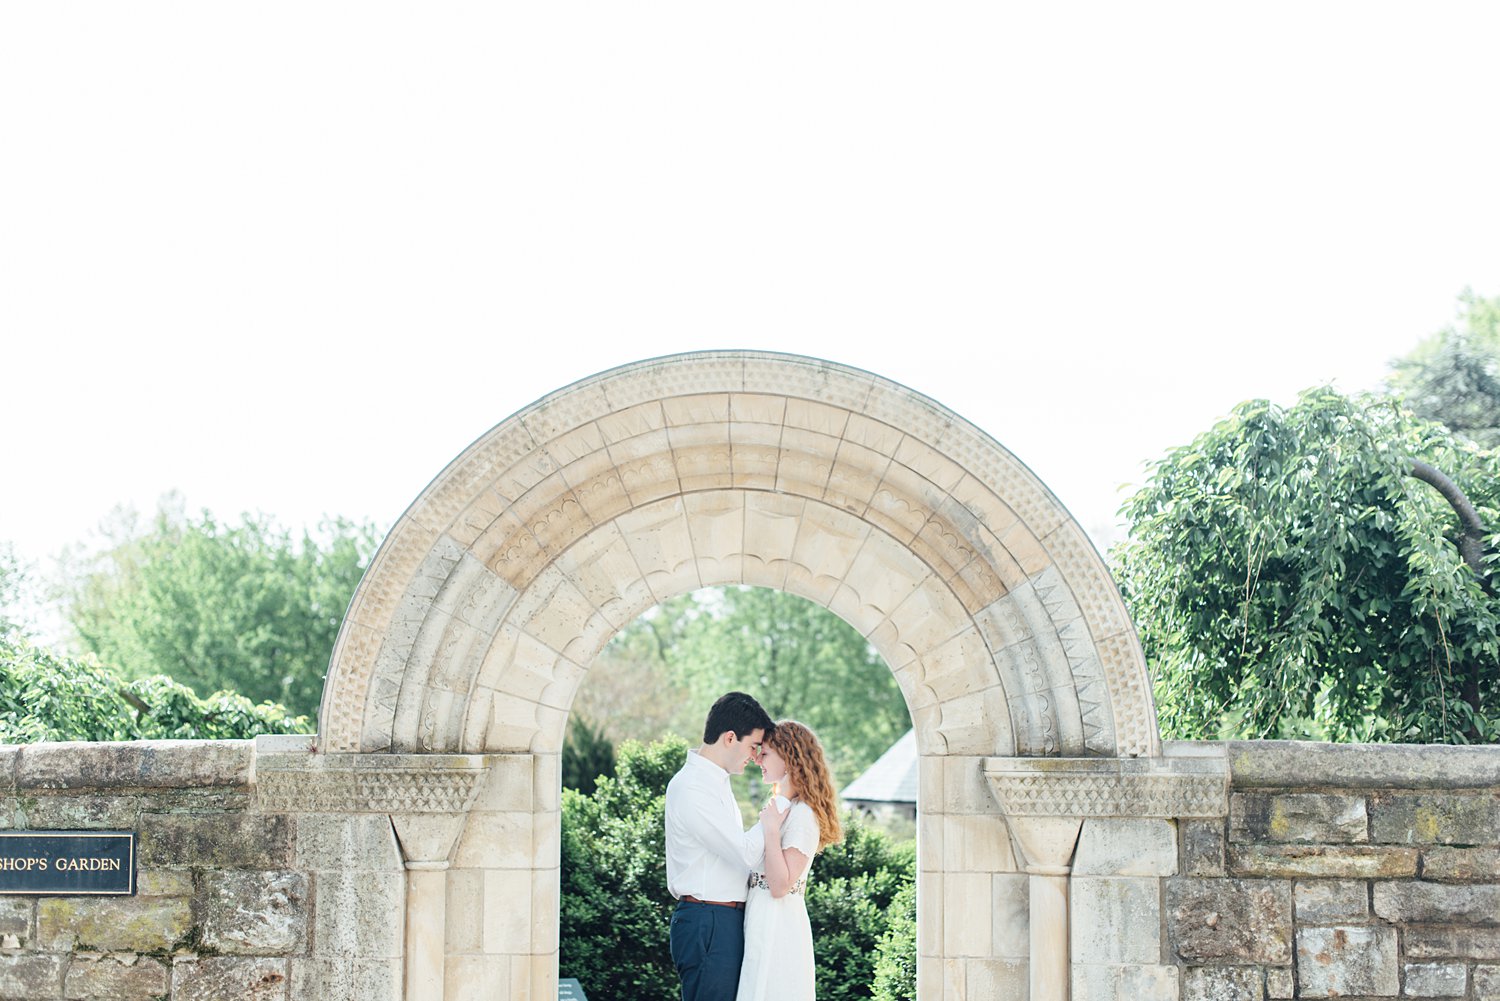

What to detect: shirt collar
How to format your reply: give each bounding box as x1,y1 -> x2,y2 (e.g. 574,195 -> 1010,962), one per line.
686,748 -> 731,782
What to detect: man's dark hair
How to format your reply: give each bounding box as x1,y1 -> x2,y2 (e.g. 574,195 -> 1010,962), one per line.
702,692 -> 774,744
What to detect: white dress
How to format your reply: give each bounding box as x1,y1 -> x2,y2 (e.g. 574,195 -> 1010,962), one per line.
736,797 -> 819,1001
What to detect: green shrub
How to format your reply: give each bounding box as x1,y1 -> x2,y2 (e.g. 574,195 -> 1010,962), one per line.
872,883 -> 917,1001
0,634 -> 309,742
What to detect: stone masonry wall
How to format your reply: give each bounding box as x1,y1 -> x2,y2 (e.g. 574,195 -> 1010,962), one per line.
1172,742 -> 1500,1001
0,739 -> 405,1001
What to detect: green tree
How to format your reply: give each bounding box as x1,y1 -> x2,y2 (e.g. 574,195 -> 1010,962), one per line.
0,634 -> 309,741
64,501 -> 380,717
1114,388 -> 1500,744
1387,289 -> 1500,448
662,587 -> 911,787
562,715 -> 617,795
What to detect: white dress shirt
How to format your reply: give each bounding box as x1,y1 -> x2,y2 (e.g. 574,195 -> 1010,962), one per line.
665,749 -> 764,902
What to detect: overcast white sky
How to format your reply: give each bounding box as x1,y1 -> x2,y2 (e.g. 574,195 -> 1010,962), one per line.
3,3 -> 1498,591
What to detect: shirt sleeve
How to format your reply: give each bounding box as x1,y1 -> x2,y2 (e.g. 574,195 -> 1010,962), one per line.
677,778 -> 763,869
782,803 -> 820,859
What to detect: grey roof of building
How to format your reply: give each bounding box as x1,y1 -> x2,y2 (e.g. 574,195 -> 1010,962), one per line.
840,728 -> 917,804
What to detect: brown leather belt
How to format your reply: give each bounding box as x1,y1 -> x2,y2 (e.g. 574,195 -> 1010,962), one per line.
680,895 -> 744,910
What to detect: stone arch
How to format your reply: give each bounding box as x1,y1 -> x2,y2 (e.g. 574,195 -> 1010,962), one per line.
319,351 -> 1157,760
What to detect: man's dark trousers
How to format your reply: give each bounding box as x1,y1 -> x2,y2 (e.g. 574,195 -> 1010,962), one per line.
670,899 -> 744,1001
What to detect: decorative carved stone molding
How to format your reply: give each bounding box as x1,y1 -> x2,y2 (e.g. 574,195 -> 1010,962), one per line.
983,755 -> 1228,819
320,352 -> 1162,761
255,752 -> 487,814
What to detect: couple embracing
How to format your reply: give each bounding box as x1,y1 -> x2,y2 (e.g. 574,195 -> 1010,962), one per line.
665,692 -> 843,1001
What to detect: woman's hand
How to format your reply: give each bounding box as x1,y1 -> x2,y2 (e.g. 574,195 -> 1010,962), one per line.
760,799 -> 790,833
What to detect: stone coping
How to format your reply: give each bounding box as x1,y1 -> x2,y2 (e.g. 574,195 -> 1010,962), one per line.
0,740 -> 253,792
1223,740 -> 1500,790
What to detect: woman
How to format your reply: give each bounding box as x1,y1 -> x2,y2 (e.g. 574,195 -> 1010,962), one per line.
736,720 -> 843,1001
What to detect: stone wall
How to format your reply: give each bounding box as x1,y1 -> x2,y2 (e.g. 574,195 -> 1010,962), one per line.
0,738 -> 406,1001
0,735 -> 1496,1001
1171,742 -> 1500,1001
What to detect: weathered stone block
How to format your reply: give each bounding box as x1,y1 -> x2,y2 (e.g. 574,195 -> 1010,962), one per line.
1369,794 -> 1499,846
1372,883 -> 1500,925
293,814 -> 401,872
291,957 -> 397,1001
0,901 -> 29,942
1421,846 -> 1500,882
1268,968 -> 1295,998
966,958 -> 1028,999
16,740 -> 252,790
1167,878 -> 1293,965
992,873 -> 1029,959
1475,965 -> 1500,1001
1229,845 -> 1418,879
1404,927 -> 1500,960
171,956 -> 289,1001
21,794 -> 142,830
453,810 -> 536,869
313,870 -> 404,959
63,953 -> 169,1001
139,812 -> 292,869
201,870 -> 308,955
1231,794 -> 1367,844
38,896 -> 192,953
1294,881 -> 1367,922
1182,966 -> 1262,1001
1074,819 -> 1178,876
446,955 -> 512,1001
1297,926 -> 1398,997
1182,820 -> 1227,877
1077,964 -> 1180,1001
0,954 -> 64,1000
1073,877 -> 1161,965
1402,962 -> 1466,998
135,869 -> 194,897
0,748 -> 17,799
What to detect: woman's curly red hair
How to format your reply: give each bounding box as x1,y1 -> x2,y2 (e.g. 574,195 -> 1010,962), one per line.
767,719 -> 843,852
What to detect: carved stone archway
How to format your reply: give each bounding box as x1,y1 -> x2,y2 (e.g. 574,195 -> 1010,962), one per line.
315,351 -> 1177,1000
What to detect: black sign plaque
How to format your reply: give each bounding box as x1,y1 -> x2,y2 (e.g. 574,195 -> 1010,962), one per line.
0,831 -> 136,896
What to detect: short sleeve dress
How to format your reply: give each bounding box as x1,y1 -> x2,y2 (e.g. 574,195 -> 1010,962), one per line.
736,796 -> 820,1001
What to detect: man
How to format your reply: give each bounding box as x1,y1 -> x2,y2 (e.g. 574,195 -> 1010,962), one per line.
665,691 -> 776,1001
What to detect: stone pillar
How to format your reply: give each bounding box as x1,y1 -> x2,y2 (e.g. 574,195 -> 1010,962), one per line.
1010,817 -> 1083,1001
984,753 -> 1231,1001
392,813 -> 469,1001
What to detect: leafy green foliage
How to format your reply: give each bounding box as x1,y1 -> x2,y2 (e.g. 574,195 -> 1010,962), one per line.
64,503 -> 379,717
598,588 -> 911,787
804,821 -> 916,1001
0,634 -> 310,741
872,883 -> 917,1001
562,715 -> 617,795
1387,289 -> 1500,448
1114,388 -> 1500,743
560,736 -> 918,1001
